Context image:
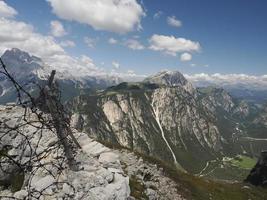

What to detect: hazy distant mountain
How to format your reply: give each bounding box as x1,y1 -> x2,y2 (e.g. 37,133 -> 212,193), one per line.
185,74 -> 267,104
226,88 -> 267,104
0,48 -> 121,104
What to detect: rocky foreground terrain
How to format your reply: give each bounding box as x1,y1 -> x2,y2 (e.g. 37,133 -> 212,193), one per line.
0,104 -> 186,200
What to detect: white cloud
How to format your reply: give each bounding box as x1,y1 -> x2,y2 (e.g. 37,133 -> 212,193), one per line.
108,38 -> 118,44
189,63 -> 209,67
109,70 -> 146,82
0,17 -> 103,78
180,52 -> 192,62
167,16 -> 182,28
127,70 -> 135,74
50,20 -> 67,37
262,75 -> 267,80
47,0 -> 145,34
108,37 -> 145,50
0,2 -> 145,80
124,39 -> 145,50
153,11 -> 163,19
149,34 -> 201,56
0,1 -> 17,18
110,69 -> 145,81
80,55 -> 97,70
185,73 -> 267,90
84,37 -> 97,48
60,40 -> 75,47
112,61 -> 120,69
0,18 -> 65,60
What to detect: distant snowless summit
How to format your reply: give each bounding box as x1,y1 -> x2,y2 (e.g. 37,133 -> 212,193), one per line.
1,48 -> 122,82
0,48 -> 122,103
185,73 -> 267,103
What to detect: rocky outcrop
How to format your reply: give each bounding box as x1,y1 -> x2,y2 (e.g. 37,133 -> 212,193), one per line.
118,149 -> 186,200
253,104 -> 267,126
245,151 -> 267,186
144,71 -> 195,94
0,105 -> 130,199
197,87 -> 235,114
0,104 -> 187,200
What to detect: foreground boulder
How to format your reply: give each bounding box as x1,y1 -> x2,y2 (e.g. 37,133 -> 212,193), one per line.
245,151 -> 267,186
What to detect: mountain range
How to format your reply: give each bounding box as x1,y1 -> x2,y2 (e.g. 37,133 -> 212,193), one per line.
1,48 -> 267,181
1,48 -> 267,105
0,48 -> 121,104
69,71 -> 267,180
0,48 -> 267,200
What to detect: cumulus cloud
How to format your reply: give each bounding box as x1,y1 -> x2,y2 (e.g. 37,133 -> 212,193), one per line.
180,52 -> 192,62
0,1 -> 17,18
112,61 -> 120,69
167,16 -> 182,28
50,20 -> 67,37
262,75 -> 267,80
108,38 -> 118,44
124,39 -> 145,50
149,34 -> 201,56
189,63 -> 209,67
109,70 -> 146,82
0,2 -> 145,80
0,16 -> 101,78
60,40 -> 76,47
80,55 -> 97,70
46,0 -> 145,34
0,18 -> 65,60
84,37 -> 97,48
127,70 -> 135,74
108,37 -> 145,50
185,73 -> 267,90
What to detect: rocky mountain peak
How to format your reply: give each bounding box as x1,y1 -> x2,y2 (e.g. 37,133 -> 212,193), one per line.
0,48 -> 123,104
144,70 -> 187,86
1,48 -> 44,76
144,70 -> 195,94
2,48 -> 42,63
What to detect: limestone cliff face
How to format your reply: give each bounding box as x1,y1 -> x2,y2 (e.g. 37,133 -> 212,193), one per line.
253,104 -> 267,126
70,71 -> 267,173
70,72 -> 234,173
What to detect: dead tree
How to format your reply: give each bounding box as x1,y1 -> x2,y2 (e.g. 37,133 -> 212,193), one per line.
37,70 -> 81,171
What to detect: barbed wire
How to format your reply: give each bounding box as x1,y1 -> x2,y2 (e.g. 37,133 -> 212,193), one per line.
0,58 -> 81,199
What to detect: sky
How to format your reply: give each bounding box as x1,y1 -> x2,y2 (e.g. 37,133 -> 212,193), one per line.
0,0 -> 267,81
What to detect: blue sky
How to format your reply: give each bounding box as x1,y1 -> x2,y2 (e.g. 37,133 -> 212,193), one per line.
1,0 -> 267,77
